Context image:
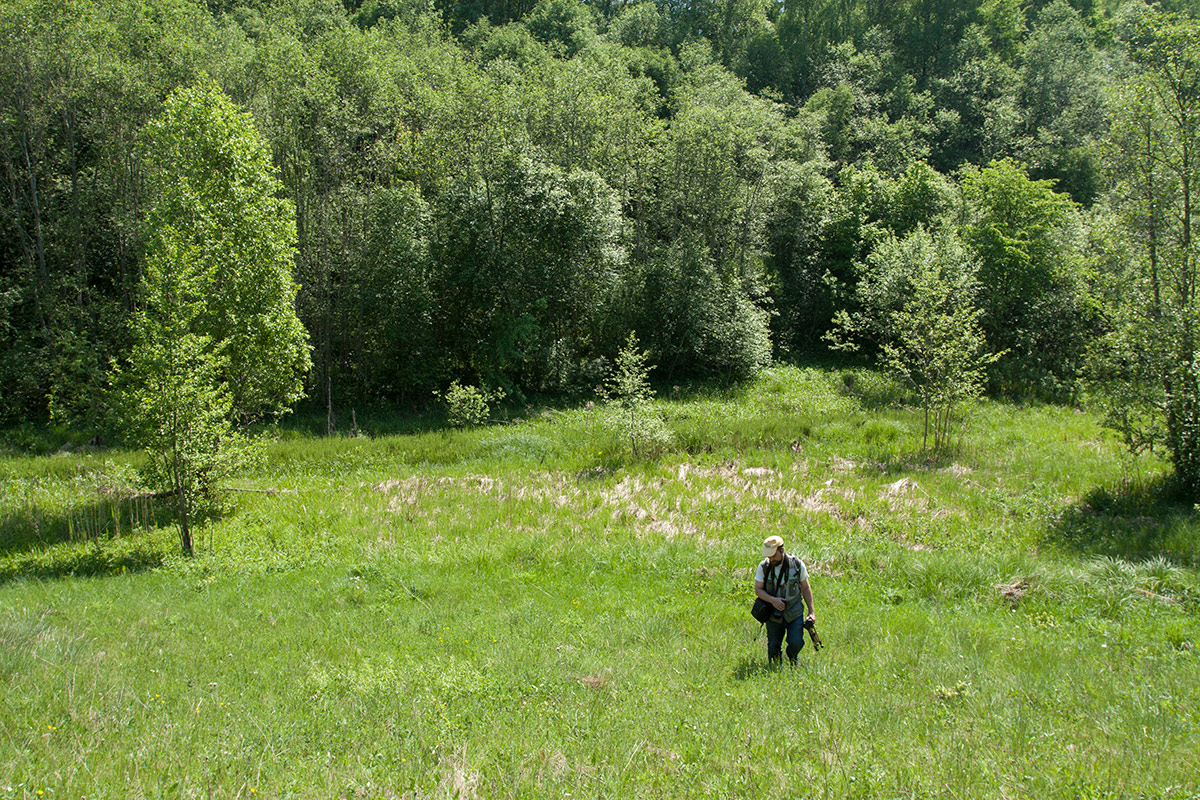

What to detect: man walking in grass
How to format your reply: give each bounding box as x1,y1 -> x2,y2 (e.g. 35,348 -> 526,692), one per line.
754,535 -> 816,665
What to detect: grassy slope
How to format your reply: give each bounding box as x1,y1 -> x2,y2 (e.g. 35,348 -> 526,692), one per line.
1,366 -> 1198,799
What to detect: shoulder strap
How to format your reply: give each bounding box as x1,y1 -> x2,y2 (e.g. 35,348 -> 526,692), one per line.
762,557 -> 789,594
787,554 -> 799,574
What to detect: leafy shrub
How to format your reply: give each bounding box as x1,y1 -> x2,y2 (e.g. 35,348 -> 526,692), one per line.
441,382 -> 505,428
601,333 -> 673,459
629,235 -> 772,382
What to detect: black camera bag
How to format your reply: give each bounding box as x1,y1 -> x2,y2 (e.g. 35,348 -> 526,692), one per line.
751,597 -> 773,623
750,555 -> 790,623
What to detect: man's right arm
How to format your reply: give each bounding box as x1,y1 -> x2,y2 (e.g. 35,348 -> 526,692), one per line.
754,580 -> 786,611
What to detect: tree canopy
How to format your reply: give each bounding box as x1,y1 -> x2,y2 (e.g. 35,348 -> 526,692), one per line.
116,80 -> 310,553
3,0 -> 1199,488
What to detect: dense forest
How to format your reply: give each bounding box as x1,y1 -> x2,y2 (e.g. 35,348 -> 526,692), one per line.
3,0 -> 1200,484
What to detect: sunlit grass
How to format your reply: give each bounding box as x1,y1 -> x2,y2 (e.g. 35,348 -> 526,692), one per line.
1,365 -> 1198,798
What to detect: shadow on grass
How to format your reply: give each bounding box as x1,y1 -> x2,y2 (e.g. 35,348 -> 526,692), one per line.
282,406 -> 444,438
0,494 -> 181,583
733,655 -> 780,680
0,539 -> 166,584
836,371 -> 907,412
0,493 -> 170,557
1046,476 -> 1200,566
0,422 -> 103,457
852,447 -> 966,476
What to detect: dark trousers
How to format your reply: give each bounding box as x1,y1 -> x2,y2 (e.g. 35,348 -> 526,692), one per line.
766,615 -> 806,664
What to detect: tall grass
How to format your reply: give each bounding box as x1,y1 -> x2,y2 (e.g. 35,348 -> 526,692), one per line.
1,366 -> 1197,798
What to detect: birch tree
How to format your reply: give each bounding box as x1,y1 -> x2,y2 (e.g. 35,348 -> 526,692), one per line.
118,81 -> 310,555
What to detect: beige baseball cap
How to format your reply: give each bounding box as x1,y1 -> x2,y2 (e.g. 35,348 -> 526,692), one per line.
762,535 -> 784,557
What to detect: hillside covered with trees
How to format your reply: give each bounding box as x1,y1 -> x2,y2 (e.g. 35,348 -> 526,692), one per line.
4,0 -> 1200,488
4,5 -> 1200,794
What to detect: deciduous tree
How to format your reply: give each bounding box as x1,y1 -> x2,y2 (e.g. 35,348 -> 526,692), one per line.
1097,10 -> 1200,497
117,80 -> 310,554
828,226 -> 998,454
879,231 -> 998,454
961,158 -> 1091,397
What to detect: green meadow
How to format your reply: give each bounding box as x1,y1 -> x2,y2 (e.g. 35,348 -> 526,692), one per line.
2,366 -> 1198,799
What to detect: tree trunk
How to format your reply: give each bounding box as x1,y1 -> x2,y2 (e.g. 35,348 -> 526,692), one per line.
177,483 -> 193,557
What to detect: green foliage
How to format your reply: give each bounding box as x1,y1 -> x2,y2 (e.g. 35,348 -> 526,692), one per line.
1096,9 -> 1200,498
961,159 -> 1093,398
977,0 -> 1025,63
114,236 -> 247,555
116,80 -> 309,554
606,2 -> 668,49
600,332 -> 672,459
1017,0 -> 1107,205
138,80 -> 311,420
524,0 -> 597,56
880,233 -> 1000,455
626,65 -> 793,377
431,155 -> 624,391
466,18 -> 551,66
631,235 -> 772,381
0,0 -> 1160,425
829,226 -> 999,454
929,24 -> 1020,170
765,160 -> 841,355
354,184 -> 439,402
888,161 -> 958,235
440,381 -> 505,428
827,224 -> 948,352
895,0 -> 977,86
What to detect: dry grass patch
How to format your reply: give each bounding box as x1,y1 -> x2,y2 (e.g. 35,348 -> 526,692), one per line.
997,578 -> 1031,608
